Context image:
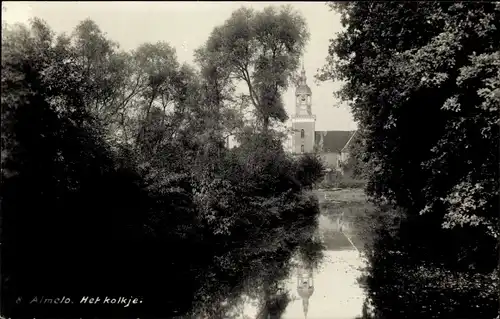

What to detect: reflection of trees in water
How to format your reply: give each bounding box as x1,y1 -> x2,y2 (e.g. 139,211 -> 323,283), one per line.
252,280 -> 290,319
253,256 -> 315,319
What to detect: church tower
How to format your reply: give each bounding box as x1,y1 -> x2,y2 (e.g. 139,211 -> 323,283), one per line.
292,64 -> 315,154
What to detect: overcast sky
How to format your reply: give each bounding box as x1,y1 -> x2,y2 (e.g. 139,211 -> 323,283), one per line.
2,1 -> 357,131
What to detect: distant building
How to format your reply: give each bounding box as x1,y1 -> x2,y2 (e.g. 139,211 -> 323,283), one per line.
290,66 -> 357,174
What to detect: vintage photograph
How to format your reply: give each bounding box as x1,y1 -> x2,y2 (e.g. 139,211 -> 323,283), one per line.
1,2 -> 499,319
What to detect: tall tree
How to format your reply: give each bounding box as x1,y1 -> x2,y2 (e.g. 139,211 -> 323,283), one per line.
70,19 -> 130,123
318,2 -> 500,318
196,5 -> 309,132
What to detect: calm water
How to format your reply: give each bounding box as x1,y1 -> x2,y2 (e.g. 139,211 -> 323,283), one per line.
237,212 -> 366,319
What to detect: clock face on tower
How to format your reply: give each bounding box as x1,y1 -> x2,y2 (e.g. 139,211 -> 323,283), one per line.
297,95 -> 309,115
300,96 -> 307,110
297,95 -> 307,104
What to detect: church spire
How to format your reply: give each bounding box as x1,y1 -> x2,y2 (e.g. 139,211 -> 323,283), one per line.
297,265 -> 314,319
302,297 -> 309,319
299,60 -> 307,85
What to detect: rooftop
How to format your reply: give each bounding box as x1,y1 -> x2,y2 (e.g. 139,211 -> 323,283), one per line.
315,130 -> 356,153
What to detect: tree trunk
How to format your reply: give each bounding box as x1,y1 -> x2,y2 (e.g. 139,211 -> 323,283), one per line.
263,117 -> 269,133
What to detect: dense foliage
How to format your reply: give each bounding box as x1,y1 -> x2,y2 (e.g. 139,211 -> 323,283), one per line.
342,130 -> 367,180
1,7 -> 324,318
318,2 -> 499,318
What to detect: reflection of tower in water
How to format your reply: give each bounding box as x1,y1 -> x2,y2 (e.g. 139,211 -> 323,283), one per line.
296,264 -> 314,319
